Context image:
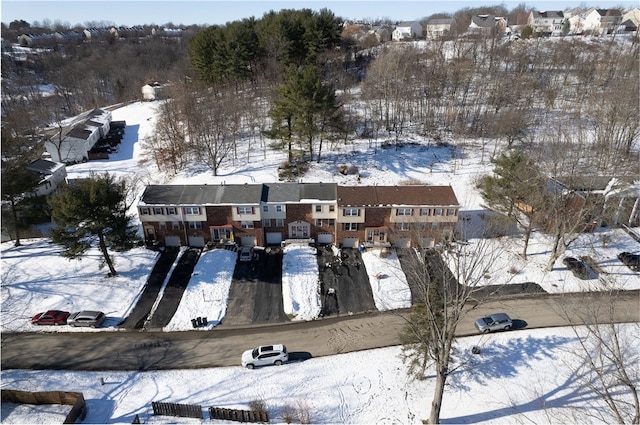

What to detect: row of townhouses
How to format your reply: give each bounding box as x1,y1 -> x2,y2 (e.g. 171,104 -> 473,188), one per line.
137,183 -> 461,249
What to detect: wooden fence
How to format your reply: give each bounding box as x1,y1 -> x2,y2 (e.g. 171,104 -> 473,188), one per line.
208,407 -> 269,423
151,401 -> 203,419
1,389 -> 86,424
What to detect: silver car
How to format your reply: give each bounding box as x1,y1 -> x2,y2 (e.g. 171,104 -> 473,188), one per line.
474,313 -> 513,333
68,310 -> 106,328
241,344 -> 288,369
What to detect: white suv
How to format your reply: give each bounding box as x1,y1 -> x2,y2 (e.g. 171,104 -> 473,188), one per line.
241,344 -> 288,369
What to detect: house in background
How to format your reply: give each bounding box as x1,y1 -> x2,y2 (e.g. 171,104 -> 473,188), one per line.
25,159 -> 67,197
392,21 -> 422,40
44,108 -> 112,163
528,11 -> 565,35
141,82 -> 167,101
137,183 -> 460,249
424,18 -> 457,39
467,15 -> 508,36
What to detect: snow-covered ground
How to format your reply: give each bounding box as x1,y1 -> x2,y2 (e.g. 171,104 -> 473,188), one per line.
2,100 -> 639,423
2,323 -> 638,424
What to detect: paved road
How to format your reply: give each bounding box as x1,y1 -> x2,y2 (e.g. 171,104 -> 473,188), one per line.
2,291 -> 638,371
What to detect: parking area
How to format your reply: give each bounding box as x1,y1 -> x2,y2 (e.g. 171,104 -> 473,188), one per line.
219,247 -> 289,327
317,246 -> 377,316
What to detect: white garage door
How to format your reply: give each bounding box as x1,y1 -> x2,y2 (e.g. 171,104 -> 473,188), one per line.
241,236 -> 257,247
318,233 -> 333,244
164,236 -> 181,247
188,236 -> 205,247
342,237 -> 359,248
266,232 -> 282,245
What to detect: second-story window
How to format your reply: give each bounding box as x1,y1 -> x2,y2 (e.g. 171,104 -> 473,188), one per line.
344,208 -> 359,217
241,221 -> 254,229
396,208 -> 413,216
188,221 -> 202,229
140,207 -> 149,215
276,219 -> 284,227
316,219 -> 323,226
154,207 -> 163,215
275,205 -> 284,212
263,219 -> 272,227
167,207 -> 177,215
434,208 -> 443,216
344,223 -> 358,231
262,205 -> 269,212
237,206 -> 253,215
184,206 -> 200,215
315,205 -> 322,212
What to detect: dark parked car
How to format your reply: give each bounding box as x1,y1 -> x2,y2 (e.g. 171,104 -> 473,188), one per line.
68,310 -> 106,328
618,252 -> 640,271
474,313 -> 513,333
31,310 -> 70,326
562,257 -> 591,280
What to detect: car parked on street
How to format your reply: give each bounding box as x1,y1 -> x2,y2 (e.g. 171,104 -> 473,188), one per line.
474,313 -> 513,333
241,344 -> 288,369
618,252 -> 640,271
68,310 -> 106,328
31,310 -> 70,326
562,257 -> 591,280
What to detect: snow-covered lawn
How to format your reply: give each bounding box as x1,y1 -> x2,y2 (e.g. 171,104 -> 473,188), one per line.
2,323 -> 638,424
2,98 -> 639,424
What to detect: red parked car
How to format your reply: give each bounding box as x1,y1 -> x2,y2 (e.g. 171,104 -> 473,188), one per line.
31,310 -> 70,326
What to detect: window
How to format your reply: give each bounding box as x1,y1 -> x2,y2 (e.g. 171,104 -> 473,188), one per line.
396,208 -> 413,216
276,219 -> 284,227
167,207 -> 177,215
154,207 -> 163,215
172,222 -> 180,230
329,205 -> 335,212
344,208 -> 359,217
140,207 -> 149,215
241,221 -> 254,229
263,219 -> 272,227
432,222 -> 440,230
447,208 -> 457,216
344,223 -> 358,231
315,205 -> 322,212
262,205 -> 269,212
275,205 -> 284,213
434,208 -> 443,216
420,208 -> 431,216
237,206 -> 253,215
159,222 -> 167,230
316,219 -> 323,226
328,219 -> 335,226
184,206 -> 200,215
396,222 -> 410,231
188,221 -> 202,229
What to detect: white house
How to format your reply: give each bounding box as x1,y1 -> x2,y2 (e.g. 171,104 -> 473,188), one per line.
392,21 -> 422,40
424,18 -> 457,39
26,158 -> 67,197
142,82 -> 166,101
44,108 -> 112,163
528,11 -> 565,35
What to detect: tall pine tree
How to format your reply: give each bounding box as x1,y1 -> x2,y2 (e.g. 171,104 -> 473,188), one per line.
49,173 -> 138,277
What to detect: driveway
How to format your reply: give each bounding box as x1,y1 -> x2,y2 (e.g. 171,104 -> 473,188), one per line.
317,246 -> 377,316
118,247 -> 180,329
146,248 -> 201,329
219,247 -> 289,327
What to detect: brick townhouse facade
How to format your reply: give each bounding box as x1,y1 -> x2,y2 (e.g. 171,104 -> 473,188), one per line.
137,183 -> 461,249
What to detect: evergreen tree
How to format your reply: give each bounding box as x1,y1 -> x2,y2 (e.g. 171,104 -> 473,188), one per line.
1,130 -> 41,247
49,173 -> 138,276
480,150 -> 546,259
267,65 -> 342,162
